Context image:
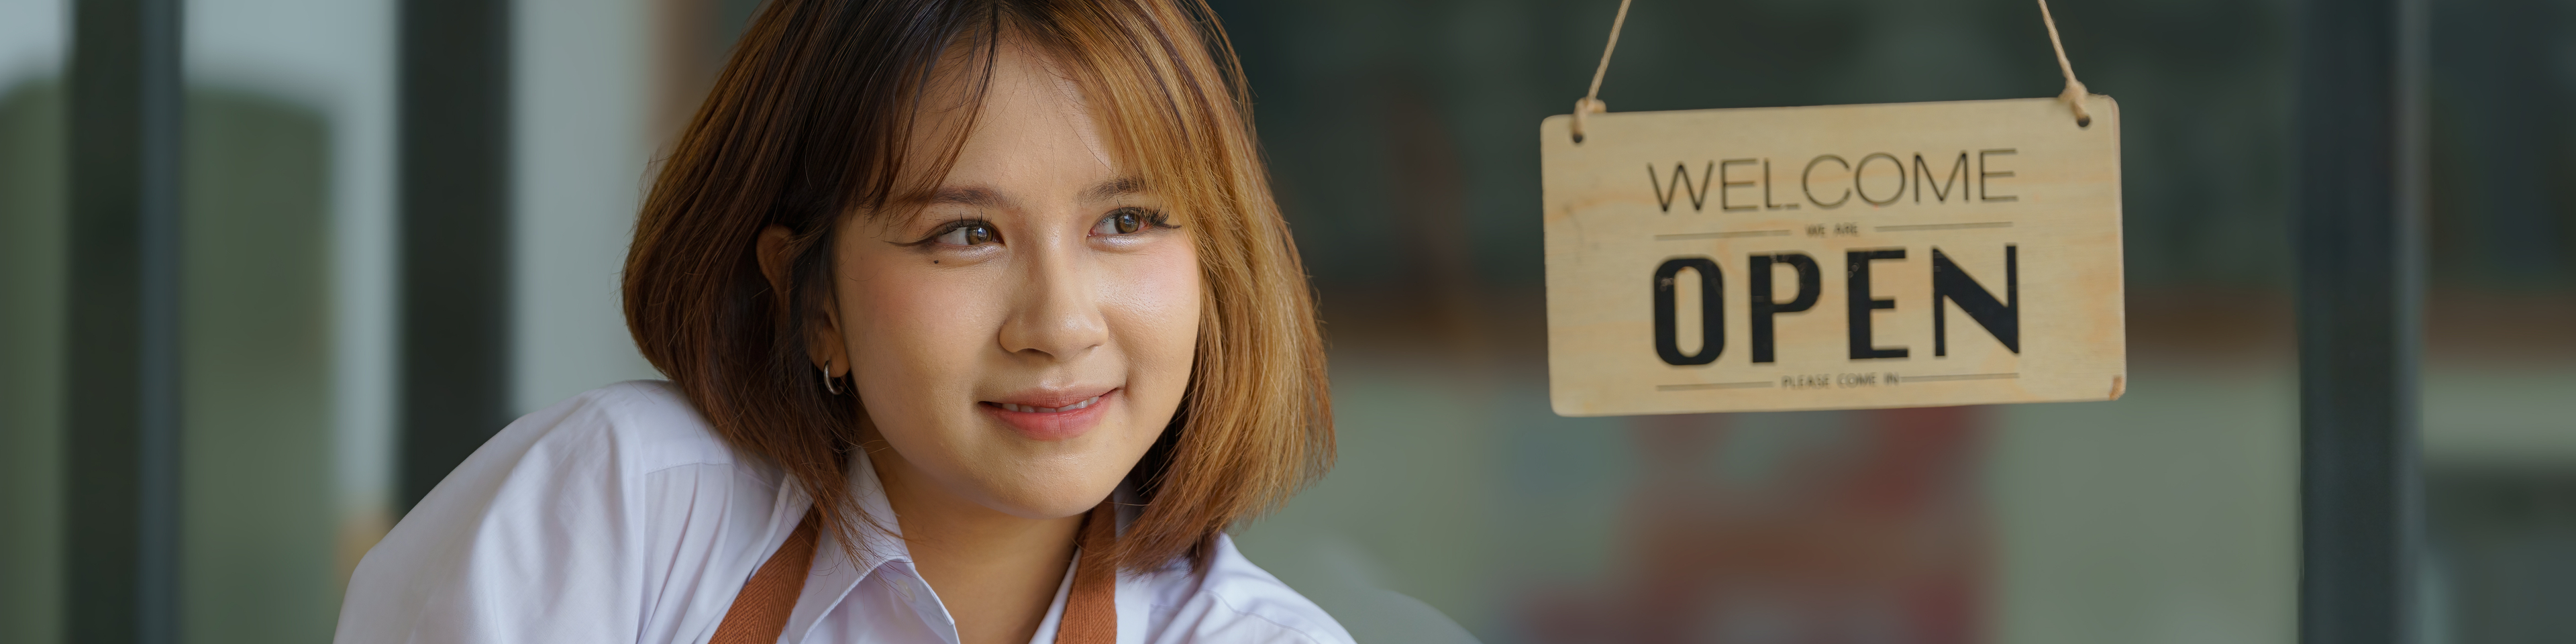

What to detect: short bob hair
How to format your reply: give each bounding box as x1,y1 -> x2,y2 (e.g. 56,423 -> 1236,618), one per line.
621,0 -> 1329,572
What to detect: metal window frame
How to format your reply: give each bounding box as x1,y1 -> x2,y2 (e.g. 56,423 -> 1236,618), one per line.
2294,0 -> 2427,643
65,1 -> 183,642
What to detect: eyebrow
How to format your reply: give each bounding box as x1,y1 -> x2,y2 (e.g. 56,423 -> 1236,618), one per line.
929,186 -> 1004,207
1084,176 -> 1147,202
921,176 -> 1147,212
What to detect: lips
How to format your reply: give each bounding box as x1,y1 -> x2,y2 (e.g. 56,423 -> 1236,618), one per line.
992,395 -> 1101,414
980,388 -> 1118,440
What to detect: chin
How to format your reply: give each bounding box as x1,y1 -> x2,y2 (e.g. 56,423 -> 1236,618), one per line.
977,481 -> 1121,519
960,453 -> 1135,520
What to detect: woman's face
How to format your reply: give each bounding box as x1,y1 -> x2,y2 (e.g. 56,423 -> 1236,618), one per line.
821,44 -> 1200,520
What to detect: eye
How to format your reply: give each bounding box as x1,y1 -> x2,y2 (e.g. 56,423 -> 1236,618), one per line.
1091,208 -> 1165,237
930,221 -> 998,246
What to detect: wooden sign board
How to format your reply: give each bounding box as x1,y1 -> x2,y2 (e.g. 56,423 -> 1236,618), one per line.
1541,97 -> 2125,416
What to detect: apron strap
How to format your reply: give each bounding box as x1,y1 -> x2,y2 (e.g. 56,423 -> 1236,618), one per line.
709,508 -> 821,644
1055,500 -> 1119,644
707,502 -> 1121,644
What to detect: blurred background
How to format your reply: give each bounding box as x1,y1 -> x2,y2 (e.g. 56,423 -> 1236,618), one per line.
2,0 -> 2571,643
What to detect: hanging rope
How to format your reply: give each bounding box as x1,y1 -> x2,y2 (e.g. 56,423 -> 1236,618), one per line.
1571,0 -> 2092,141
1570,0 -> 1631,144
2036,0 -> 2092,126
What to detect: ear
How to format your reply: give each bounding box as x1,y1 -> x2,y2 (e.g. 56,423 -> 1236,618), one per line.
756,225 -> 849,376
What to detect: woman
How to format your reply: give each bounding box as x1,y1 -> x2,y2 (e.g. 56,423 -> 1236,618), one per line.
333,1 -> 1345,642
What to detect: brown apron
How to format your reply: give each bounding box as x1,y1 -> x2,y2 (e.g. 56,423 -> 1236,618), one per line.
706,501 -> 1119,644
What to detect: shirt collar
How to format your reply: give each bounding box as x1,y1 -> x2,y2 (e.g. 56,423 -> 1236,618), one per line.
840,448 -> 911,570
780,449 -> 1134,643
782,449 -> 919,639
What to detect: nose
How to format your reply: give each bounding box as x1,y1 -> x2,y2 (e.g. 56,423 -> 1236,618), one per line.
995,235 -> 1109,362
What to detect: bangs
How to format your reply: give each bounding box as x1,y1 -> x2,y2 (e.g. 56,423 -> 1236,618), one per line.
862,3 -> 1243,233
1007,3 -> 1249,231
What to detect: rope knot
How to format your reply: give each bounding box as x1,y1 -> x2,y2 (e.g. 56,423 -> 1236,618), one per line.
2058,80 -> 2092,127
1569,0 -> 1633,144
2037,0 -> 2092,127
1571,97 -> 1609,144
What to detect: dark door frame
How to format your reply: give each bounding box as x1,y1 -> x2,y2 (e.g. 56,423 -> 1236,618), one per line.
2294,0 -> 2427,643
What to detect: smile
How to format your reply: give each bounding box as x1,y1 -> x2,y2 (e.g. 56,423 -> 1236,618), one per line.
992,396 -> 1101,414
980,388 -> 1119,441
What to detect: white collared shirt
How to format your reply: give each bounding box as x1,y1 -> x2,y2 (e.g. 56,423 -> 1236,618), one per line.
334,380 -> 1353,644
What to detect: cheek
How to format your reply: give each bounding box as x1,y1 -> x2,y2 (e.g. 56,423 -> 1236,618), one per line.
839,256 -> 997,414
1104,242 -> 1203,394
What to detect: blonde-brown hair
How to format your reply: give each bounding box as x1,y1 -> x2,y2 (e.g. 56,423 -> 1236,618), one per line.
622,0 -> 1329,572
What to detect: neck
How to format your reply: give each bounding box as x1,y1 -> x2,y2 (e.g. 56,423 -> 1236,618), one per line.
867,448 -> 1082,644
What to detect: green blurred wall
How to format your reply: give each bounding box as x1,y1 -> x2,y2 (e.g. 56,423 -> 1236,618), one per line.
0,80 -> 340,644
180,87 -> 340,644
1,78 -> 69,644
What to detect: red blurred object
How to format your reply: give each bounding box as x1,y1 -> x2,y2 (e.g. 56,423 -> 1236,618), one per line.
1525,407 -> 1987,644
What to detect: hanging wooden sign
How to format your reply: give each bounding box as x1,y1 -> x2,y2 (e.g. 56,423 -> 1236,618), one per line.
1540,96 -> 2126,416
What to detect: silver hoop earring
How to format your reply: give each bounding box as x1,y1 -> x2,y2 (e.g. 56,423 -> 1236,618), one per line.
821,360 -> 843,395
